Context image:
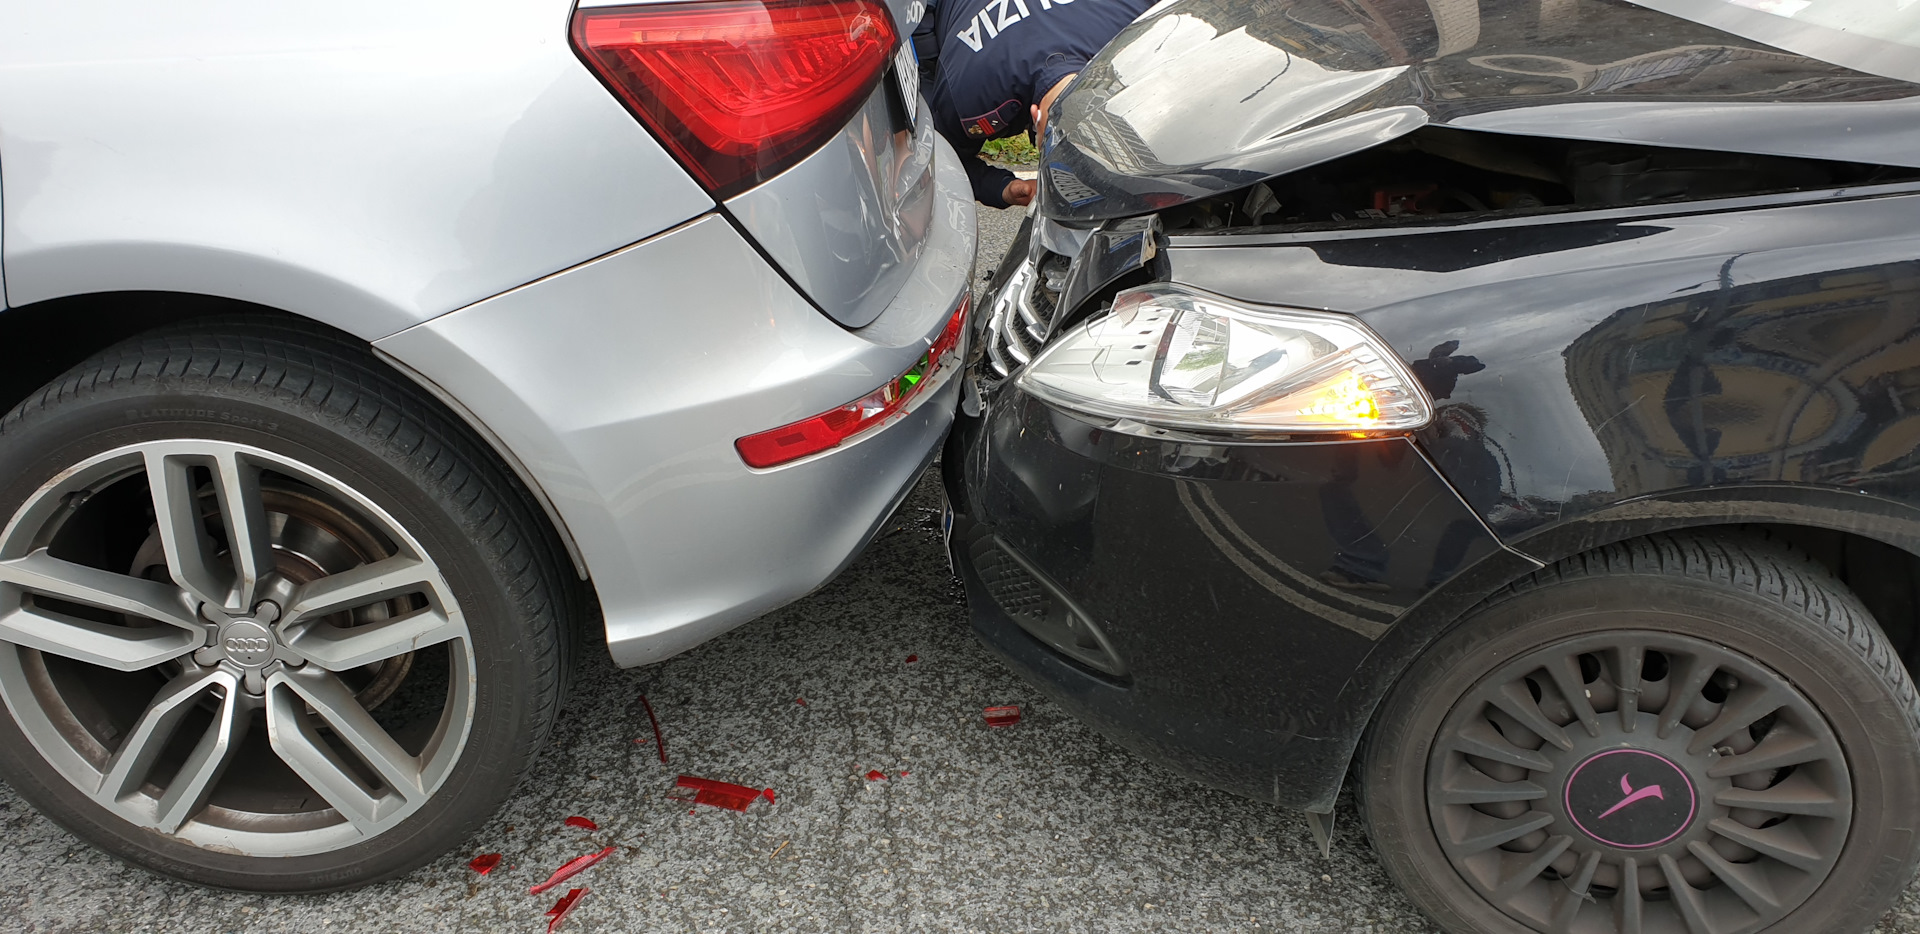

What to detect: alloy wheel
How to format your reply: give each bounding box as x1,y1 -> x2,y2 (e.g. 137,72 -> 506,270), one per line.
0,439 -> 475,857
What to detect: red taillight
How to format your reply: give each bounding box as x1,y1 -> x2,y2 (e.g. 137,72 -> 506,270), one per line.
572,0 -> 898,199
736,294 -> 969,469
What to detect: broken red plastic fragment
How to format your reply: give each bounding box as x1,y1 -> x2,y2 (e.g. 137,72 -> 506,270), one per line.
865,769 -> 887,781
528,846 -> 617,895
468,852 -> 503,875
676,775 -> 761,812
899,770 -> 911,777
795,697 -> 807,706
984,705 -> 1022,728
545,887 -> 589,933
905,654 -> 918,663
639,693 -> 668,765
563,816 -> 598,831
762,788 -> 777,804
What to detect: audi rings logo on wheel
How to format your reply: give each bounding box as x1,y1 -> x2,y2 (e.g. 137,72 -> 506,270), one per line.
219,620 -> 277,665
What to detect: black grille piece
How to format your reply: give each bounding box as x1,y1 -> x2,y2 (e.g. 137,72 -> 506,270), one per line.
973,539 -> 1054,624
968,536 -> 1126,677
983,250 -> 1070,380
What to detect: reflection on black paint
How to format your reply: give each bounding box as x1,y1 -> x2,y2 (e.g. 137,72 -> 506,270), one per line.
955,386 -> 1506,804
1563,255 -> 1920,508
1320,444 -> 1391,591
1657,255 -> 1741,486
1043,0 -> 1920,220
1173,191 -> 1920,544
1411,340 -> 1485,400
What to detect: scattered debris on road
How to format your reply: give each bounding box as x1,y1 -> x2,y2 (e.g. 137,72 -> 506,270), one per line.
984,705 -> 1022,728
529,846 -> 618,895
638,694 -> 668,765
469,853 -> 503,875
770,840 -> 791,859
544,887 -> 589,932
675,775 -> 766,812
906,654 -> 919,663
563,816 -> 598,831
865,769 -> 888,781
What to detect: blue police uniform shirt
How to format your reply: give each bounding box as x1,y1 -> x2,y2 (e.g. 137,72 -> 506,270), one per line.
925,0 -> 1153,208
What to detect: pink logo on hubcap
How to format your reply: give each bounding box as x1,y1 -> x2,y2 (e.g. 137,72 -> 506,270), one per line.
1564,749 -> 1696,849
1595,773 -> 1666,820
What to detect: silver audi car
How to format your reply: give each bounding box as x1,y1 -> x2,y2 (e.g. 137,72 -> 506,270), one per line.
0,0 -> 974,890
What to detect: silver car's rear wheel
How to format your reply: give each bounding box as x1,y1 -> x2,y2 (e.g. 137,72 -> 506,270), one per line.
0,317 -> 572,890
0,440 -> 474,857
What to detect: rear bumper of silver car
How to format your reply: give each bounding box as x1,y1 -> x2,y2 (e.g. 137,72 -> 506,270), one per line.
376,135 -> 977,667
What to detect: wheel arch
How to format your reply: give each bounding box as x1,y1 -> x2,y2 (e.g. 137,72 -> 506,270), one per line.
1295,484 -> 1920,813
0,292 -> 593,582
0,291 -> 247,420
4,241 -> 424,340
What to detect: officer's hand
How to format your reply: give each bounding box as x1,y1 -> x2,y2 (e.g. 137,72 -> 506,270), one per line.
1003,178 -> 1036,206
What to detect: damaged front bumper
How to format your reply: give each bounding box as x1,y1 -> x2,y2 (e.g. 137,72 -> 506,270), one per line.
942,379 -> 1502,811
976,212 -> 1162,385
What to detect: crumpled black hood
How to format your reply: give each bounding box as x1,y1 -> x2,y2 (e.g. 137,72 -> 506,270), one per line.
1040,0 -> 1920,222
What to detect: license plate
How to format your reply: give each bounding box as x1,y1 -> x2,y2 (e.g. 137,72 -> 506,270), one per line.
893,43 -> 920,130
939,486 -> 956,573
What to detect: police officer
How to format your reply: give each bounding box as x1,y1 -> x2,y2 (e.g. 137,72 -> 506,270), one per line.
922,0 -> 1154,208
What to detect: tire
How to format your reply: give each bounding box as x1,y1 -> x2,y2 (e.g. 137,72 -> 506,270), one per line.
0,315 -> 574,892
1360,532 -> 1920,934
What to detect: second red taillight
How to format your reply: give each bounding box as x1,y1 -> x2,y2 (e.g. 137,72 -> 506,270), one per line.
572,0 -> 898,200
736,294 -> 968,469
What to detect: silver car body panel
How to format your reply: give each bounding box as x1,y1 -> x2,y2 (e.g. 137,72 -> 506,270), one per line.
376,138 -> 976,666
0,0 -> 978,667
726,87 -> 937,329
578,0 -> 937,330
0,159 -> 7,309
0,0 -> 713,337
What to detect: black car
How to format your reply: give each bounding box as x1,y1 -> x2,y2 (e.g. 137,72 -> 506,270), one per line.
942,1 -> 1920,931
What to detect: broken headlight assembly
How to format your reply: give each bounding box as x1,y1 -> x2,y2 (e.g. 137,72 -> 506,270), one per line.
1016,283 -> 1433,436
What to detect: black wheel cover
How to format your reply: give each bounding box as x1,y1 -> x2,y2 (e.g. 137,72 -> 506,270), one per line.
1427,630 -> 1850,933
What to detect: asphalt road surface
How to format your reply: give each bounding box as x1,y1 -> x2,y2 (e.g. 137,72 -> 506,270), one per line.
3,206 -> 1919,933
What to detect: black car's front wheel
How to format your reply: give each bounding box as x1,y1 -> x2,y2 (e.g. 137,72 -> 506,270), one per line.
0,317 -> 573,891
1362,533 -> 1920,934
